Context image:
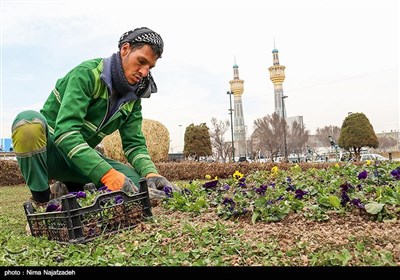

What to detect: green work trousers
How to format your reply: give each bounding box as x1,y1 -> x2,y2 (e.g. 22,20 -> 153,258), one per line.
11,110 -> 141,192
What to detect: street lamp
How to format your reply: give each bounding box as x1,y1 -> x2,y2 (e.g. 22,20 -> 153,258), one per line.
179,124 -> 182,152
281,95 -> 288,161
227,91 -> 235,162
328,135 -> 339,162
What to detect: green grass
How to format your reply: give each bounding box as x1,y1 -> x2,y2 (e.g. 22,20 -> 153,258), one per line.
0,184 -> 398,266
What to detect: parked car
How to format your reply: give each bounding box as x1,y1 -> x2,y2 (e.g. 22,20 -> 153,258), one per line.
360,154 -> 389,162
237,156 -> 253,163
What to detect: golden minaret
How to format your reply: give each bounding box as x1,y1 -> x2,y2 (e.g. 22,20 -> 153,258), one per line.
229,60 -> 246,158
268,47 -> 286,118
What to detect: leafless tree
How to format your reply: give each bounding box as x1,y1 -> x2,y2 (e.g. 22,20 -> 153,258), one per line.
377,136 -> 397,151
209,117 -> 230,161
252,113 -> 286,161
315,125 -> 341,146
287,121 -> 309,160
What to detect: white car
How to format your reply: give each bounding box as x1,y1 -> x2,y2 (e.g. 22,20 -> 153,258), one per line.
360,154 -> 388,162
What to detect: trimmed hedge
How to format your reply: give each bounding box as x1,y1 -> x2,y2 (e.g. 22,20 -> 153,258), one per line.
1,160 -> 339,186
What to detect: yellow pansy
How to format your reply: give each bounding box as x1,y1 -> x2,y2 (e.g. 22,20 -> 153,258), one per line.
365,160 -> 371,166
205,174 -> 212,180
271,166 -> 279,174
233,170 -> 244,180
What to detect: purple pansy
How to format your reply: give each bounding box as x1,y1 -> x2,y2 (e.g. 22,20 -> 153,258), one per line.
69,191 -> 85,198
391,168 -> 400,180
203,180 -> 218,189
238,177 -> 246,188
115,195 -> 124,204
163,186 -> 173,197
340,182 -> 353,192
255,184 -> 268,195
286,183 -> 295,192
358,170 -> 368,180
294,189 -> 308,199
46,201 -> 62,212
97,186 -> 112,192
218,184 -> 230,192
222,197 -> 236,211
341,191 -> 350,206
350,198 -> 365,209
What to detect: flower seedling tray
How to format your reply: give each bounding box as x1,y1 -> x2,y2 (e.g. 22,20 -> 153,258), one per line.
23,178 -> 152,244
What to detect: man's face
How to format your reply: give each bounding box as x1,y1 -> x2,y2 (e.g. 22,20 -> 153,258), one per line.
120,43 -> 158,84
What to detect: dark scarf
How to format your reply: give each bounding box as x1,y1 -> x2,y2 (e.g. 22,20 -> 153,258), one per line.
110,52 -> 140,98
110,52 -> 157,99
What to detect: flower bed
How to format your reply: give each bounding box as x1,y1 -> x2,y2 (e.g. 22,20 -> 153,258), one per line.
164,162 -> 400,223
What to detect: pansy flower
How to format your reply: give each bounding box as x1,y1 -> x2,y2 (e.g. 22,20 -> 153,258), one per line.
115,195 -> 124,204
255,184 -> 268,195
233,170 -> 244,180
390,168 -> 400,180
163,186 -> 173,197
294,189 -> 308,199
203,179 -> 218,189
238,177 -> 246,188
69,191 -> 87,199
218,184 -> 230,192
222,197 -> 236,211
98,186 -> 109,192
46,201 -> 62,212
271,166 -> 279,174
340,182 -> 353,192
341,191 -> 350,206
350,198 -> 365,209
358,170 -> 368,180
286,183 -> 295,192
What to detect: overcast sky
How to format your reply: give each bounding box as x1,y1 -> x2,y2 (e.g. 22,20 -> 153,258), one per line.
1,0 -> 399,152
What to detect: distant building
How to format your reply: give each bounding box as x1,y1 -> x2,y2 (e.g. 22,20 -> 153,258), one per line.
287,116 -> 304,128
0,138 -> 13,152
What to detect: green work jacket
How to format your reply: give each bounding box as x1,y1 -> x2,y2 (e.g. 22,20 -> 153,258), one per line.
40,57 -> 158,184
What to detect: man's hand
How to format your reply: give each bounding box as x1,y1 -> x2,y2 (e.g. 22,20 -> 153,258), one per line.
146,175 -> 180,192
121,177 -> 139,193
101,168 -> 138,193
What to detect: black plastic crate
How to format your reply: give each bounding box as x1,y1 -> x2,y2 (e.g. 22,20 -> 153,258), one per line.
23,178 -> 152,244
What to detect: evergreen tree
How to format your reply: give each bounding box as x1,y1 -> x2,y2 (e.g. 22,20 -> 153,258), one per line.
338,113 -> 378,161
183,123 -> 212,159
